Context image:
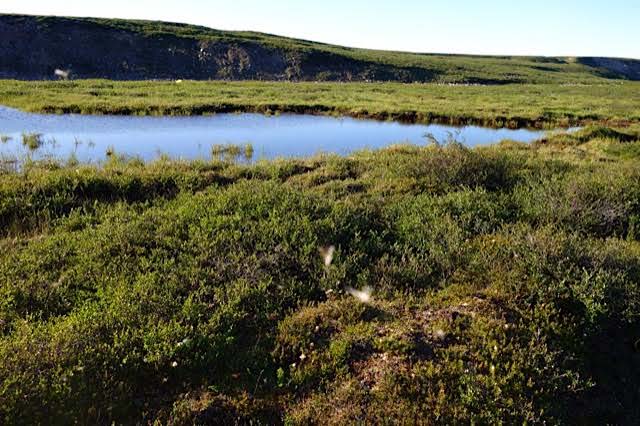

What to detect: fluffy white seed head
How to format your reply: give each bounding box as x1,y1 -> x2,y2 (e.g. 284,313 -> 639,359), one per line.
346,286 -> 372,304
319,245 -> 335,267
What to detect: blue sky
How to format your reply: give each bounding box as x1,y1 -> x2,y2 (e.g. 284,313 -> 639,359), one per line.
3,0 -> 639,58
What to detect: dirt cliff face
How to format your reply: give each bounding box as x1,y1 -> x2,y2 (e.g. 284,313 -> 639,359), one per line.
0,15 -> 439,82
578,57 -> 640,81
0,15 -> 280,80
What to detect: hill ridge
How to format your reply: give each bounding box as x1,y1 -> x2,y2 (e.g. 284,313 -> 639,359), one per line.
1,13 -> 639,83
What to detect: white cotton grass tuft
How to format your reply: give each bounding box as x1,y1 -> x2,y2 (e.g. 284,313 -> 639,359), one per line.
318,245 -> 335,267
434,329 -> 447,340
346,286 -> 373,304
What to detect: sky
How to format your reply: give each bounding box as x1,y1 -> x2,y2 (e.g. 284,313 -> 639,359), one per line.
2,0 -> 639,58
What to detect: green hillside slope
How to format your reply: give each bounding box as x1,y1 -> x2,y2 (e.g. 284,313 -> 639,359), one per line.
1,14 -> 639,83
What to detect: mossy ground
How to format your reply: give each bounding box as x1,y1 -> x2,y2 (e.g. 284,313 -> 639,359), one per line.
0,127 -> 639,424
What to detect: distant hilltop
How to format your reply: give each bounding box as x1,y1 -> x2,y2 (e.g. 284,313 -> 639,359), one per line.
1,14 -> 639,83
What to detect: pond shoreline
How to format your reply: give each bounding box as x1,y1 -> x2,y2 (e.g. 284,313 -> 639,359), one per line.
28,103 -> 621,130
0,107 -> 565,165
2,80 -> 638,131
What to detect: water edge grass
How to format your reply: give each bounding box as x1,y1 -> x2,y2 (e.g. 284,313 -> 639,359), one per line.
21,132 -> 44,150
211,142 -> 255,162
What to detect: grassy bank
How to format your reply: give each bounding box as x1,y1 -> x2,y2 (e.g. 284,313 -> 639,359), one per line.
1,127 -> 639,424
1,80 -> 640,128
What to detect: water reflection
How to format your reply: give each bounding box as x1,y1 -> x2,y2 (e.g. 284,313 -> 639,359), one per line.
0,106 -> 566,165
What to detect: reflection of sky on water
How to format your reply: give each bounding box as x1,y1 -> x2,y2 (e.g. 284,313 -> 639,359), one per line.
0,106 -> 556,164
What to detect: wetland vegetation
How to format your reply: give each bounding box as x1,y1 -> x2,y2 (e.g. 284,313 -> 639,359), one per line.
1,126 -> 639,424
1,80 -> 639,128
1,10 -> 640,424
0,104 -> 559,165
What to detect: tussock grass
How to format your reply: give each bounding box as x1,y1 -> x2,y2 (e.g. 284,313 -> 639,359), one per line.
0,129 -> 639,424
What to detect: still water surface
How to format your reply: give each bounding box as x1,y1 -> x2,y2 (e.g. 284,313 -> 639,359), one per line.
0,106 -> 558,163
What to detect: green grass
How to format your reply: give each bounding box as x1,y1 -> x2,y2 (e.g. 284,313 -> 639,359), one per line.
1,80 -> 640,127
211,143 -> 255,162
0,129 -> 639,424
20,132 -> 44,151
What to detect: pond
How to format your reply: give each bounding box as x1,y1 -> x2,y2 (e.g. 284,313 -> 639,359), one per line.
0,106 -> 562,164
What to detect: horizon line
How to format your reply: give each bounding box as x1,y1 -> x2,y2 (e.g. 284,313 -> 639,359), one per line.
2,12 -> 639,61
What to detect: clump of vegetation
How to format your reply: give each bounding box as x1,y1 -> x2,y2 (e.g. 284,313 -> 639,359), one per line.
21,132 -> 44,150
211,142 -> 254,162
0,128 -> 639,424
0,155 -> 18,174
0,135 -> 12,143
535,125 -> 639,147
244,143 -> 255,159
